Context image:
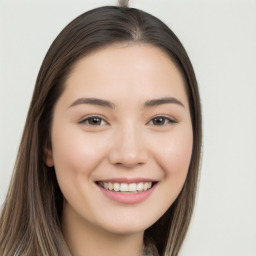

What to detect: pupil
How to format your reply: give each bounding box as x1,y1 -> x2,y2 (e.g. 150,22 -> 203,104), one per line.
153,117 -> 164,125
89,117 -> 101,125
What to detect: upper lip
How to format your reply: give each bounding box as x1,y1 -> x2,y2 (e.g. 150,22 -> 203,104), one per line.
96,177 -> 157,183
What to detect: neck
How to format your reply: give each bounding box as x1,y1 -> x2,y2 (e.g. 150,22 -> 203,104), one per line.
61,203 -> 144,256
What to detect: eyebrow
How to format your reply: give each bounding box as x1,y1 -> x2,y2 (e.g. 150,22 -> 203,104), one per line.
69,98 -> 115,109
144,97 -> 184,108
69,97 -> 184,109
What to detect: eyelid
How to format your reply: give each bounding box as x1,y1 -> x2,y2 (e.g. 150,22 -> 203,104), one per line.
146,115 -> 178,126
78,114 -> 109,126
78,114 -> 177,127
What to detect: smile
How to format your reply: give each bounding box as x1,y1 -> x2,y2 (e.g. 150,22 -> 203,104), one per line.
96,180 -> 157,204
97,181 -> 153,192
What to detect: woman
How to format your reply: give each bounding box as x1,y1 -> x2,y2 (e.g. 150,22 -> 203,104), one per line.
0,4 -> 202,256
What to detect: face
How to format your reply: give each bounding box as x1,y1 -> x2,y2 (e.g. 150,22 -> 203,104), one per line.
45,44 -> 193,235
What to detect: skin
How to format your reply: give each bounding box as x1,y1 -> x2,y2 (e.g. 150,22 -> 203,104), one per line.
45,44 -> 193,256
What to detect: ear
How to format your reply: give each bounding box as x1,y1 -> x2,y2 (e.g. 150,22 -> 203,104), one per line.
43,139 -> 54,167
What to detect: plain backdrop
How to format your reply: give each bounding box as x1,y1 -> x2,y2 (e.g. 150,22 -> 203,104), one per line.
0,0 -> 256,255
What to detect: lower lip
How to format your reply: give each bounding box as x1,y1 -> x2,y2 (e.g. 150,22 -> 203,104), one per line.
97,184 -> 156,204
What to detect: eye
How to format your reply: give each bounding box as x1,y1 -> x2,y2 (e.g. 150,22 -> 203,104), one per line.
79,116 -> 108,126
147,116 -> 177,126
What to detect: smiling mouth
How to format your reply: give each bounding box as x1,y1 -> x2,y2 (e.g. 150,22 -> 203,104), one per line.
96,181 -> 156,192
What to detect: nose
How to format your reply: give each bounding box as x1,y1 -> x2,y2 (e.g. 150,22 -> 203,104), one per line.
108,124 -> 149,168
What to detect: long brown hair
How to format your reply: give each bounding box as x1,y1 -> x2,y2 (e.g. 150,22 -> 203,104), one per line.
0,6 -> 202,256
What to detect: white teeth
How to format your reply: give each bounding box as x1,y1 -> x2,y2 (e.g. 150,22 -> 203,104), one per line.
137,182 -> 144,192
108,182 -> 114,191
128,183 -> 137,192
113,183 -> 120,192
120,183 -> 129,192
99,181 -> 153,192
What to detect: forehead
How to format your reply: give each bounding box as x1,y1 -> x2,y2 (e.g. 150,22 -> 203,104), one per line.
63,43 -> 188,107
70,43 -> 182,79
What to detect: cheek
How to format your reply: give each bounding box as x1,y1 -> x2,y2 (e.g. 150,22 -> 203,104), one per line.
50,126 -> 110,216
50,126 -> 107,181
153,127 -> 193,180
142,127 -> 193,224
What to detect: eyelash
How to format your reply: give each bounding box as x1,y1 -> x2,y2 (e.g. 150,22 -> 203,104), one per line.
147,116 -> 177,126
79,116 -> 108,126
79,115 -> 177,127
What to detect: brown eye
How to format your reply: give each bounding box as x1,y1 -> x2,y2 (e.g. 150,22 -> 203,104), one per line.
148,116 -> 176,126
152,117 -> 166,125
80,116 -> 107,126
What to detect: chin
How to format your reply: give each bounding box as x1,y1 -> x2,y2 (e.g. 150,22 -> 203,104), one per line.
95,214 -> 158,236
102,224 -> 146,236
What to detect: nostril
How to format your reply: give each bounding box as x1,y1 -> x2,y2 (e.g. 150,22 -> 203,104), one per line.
108,150 -> 149,167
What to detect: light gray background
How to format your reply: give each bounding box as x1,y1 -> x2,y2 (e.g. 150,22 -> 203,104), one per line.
0,0 -> 256,255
